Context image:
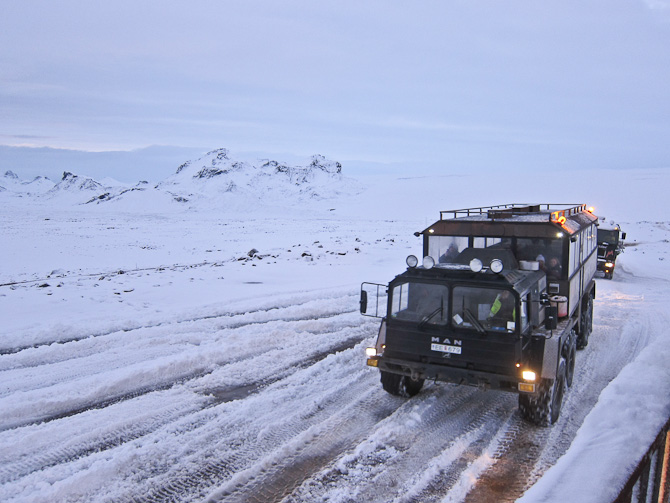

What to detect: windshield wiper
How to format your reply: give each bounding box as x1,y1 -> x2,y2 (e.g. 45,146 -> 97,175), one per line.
464,309 -> 487,334
419,307 -> 443,329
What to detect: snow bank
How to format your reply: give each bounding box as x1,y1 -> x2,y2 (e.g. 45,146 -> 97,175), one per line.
518,333 -> 670,503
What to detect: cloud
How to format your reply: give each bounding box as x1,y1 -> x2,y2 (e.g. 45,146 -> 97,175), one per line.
644,0 -> 670,9
1,1 -> 669,175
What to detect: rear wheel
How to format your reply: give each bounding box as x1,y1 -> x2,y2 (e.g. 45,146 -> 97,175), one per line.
577,293 -> 593,349
518,358 -> 567,426
563,329 -> 577,387
380,371 -> 424,397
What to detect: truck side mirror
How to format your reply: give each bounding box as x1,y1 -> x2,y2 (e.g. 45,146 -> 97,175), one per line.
621,232 -> 626,240
360,290 -> 368,314
545,306 -> 558,330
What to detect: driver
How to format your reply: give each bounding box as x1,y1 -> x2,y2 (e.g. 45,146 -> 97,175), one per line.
489,290 -> 515,324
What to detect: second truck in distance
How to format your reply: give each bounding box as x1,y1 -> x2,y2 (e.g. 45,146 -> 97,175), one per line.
361,203 -> 598,426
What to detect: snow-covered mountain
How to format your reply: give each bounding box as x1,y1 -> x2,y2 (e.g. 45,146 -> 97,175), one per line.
1,170 -> 54,195
157,148 -> 358,205
0,148 -> 361,210
49,171 -> 104,194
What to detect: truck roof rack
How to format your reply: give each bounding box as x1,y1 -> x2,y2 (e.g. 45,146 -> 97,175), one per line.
440,204 -> 589,222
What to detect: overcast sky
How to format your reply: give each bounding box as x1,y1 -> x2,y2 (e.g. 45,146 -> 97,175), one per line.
2,0 -> 670,177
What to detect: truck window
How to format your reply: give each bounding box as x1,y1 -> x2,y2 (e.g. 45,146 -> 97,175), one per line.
390,282 -> 449,326
452,286 -> 517,333
520,295 -> 529,331
516,238 -> 564,279
569,233 -> 581,276
428,236 -> 468,264
597,229 -> 619,245
473,237 -> 508,249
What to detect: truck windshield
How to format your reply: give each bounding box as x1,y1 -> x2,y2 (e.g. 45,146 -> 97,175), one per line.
390,282 -> 449,326
598,229 -> 619,245
452,286 -> 517,333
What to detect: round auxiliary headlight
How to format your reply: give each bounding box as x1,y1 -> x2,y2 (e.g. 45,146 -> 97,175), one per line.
490,258 -> 504,274
423,256 -> 435,269
406,255 -> 419,268
470,258 -> 483,273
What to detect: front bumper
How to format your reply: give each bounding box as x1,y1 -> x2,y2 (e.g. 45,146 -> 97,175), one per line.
367,356 -> 536,394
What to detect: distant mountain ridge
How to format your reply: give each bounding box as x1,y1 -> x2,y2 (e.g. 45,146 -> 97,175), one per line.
1,170 -> 54,195
0,148 -> 360,210
50,171 -> 104,193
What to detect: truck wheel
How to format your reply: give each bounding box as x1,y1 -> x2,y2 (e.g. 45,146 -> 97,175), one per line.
577,293 -> 593,349
518,359 -> 567,426
563,330 -> 577,388
380,371 -> 424,397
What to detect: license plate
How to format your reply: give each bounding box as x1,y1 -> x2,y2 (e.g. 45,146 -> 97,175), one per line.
431,343 -> 462,354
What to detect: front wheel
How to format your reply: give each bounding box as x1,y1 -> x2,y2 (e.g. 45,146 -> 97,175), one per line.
518,358 -> 567,426
380,371 -> 424,397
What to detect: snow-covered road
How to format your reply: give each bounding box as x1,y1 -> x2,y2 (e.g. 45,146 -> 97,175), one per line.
0,261 -> 665,502
2,164 -> 670,502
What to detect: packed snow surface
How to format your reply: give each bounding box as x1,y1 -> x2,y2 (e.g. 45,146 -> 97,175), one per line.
1,151 -> 669,502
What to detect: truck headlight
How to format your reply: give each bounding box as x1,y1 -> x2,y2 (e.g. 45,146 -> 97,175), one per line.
522,370 -> 537,382
605,262 -> 614,268
490,259 -> 504,274
366,347 -> 378,357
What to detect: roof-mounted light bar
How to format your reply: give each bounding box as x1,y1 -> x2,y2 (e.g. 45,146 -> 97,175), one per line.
406,255 -> 419,268
470,258 -> 504,274
407,255 -> 505,273
423,256 -> 435,269
490,259 -> 504,274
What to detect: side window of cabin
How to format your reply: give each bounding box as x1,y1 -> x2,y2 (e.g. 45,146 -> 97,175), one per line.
516,238 -> 564,279
473,237 -> 504,249
588,224 -> 597,254
569,232 -> 582,276
391,283 -> 409,315
429,236 -> 469,263
520,295 -> 529,331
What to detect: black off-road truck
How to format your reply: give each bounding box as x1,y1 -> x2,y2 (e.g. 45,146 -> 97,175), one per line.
361,204 -> 598,426
596,225 -> 626,279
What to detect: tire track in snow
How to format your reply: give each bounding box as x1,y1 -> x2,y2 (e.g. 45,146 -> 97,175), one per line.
283,385 -> 518,503
0,326 -> 370,486
0,291 -> 360,357
108,346 -> 392,503
0,292 -> 367,432
0,391 -> 202,486
0,309 -> 363,396
0,322 -> 368,432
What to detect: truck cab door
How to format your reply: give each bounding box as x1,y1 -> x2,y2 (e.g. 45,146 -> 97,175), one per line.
360,282 -> 388,318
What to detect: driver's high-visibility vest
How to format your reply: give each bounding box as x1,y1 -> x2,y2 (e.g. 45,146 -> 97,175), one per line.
490,294 -> 515,319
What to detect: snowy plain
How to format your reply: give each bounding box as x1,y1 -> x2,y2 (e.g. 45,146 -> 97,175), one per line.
1,150 -> 669,502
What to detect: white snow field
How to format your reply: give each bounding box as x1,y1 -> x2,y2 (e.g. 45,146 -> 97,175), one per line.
1,151 -> 669,503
